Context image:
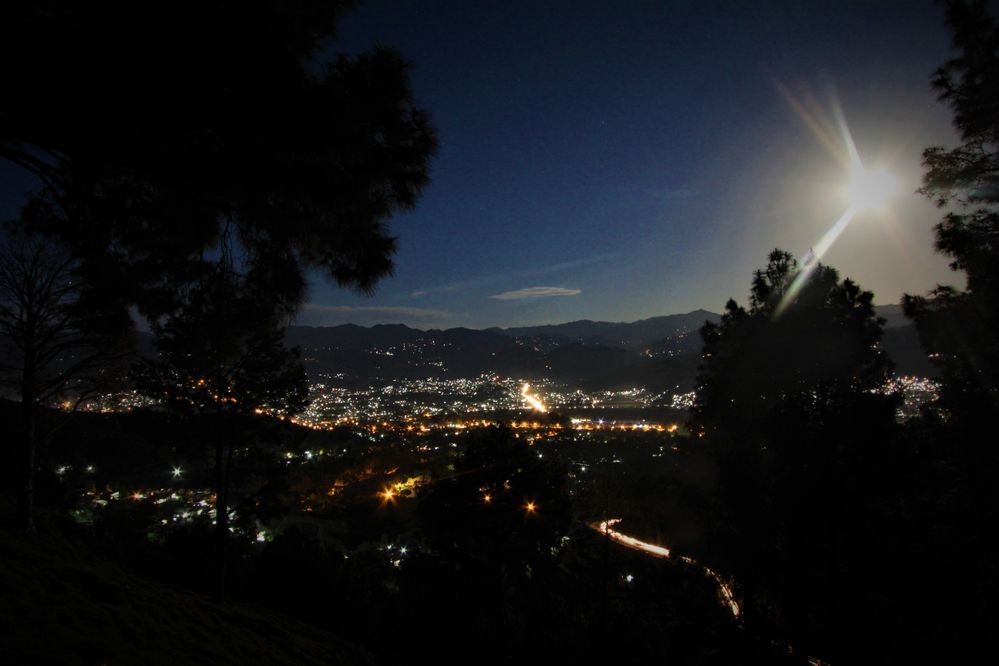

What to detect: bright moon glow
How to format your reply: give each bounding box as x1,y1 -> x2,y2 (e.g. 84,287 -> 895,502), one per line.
773,91 -> 902,319
846,165 -> 898,212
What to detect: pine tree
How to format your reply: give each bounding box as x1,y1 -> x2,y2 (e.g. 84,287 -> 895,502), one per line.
692,249 -> 896,657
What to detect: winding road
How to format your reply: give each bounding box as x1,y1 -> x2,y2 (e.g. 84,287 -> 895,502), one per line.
589,518 -> 741,617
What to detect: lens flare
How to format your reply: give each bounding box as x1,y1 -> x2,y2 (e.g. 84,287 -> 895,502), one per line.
775,206 -> 857,317
773,83 -> 900,318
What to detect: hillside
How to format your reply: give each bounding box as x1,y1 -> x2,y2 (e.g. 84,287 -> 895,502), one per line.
0,515 -> 370,666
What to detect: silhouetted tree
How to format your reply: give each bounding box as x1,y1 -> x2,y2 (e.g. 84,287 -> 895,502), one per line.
0,1 -> 438,317
136,241 -> 308,595
901,3 -> 999,655
691,249 -> 897,660
0,204 -> 132,531
904,0 -> 999,421
694,249 -> 893,433
1,3 -> 436,608
415,426 -> 573,643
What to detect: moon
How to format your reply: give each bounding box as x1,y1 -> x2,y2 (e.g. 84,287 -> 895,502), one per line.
846,165 -> 898,212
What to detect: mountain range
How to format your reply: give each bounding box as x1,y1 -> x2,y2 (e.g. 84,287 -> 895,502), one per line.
283,304 -> 933,390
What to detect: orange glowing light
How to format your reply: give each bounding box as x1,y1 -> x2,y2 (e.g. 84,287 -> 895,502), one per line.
521,383 -> 547,412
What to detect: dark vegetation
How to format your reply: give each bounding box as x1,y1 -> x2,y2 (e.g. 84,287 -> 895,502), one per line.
2,0 -> 998,664
0,511 -> 373,666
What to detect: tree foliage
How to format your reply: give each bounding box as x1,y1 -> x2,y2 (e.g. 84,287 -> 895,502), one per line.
136,245 -> 309,556
905,0 -> 999,418
1,2 -> 437,551
694,249 -> 893,435
691,249 -> 897,660
0,1 -> 438,313
898,6 -> 999,654
139,260 -> 308,422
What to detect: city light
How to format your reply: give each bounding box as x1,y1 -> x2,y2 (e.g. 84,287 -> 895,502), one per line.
521,383 -> 547,412
171,466 -> 183,479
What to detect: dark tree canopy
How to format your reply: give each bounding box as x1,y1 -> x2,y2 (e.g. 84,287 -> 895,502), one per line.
691,250 -> 898,660
137,264 -> 309,421
0,1 -> 438,313
899,8 -> 999,648
693,249 -> 893,435
905,0 -> 999,418
134,246 -> 310,558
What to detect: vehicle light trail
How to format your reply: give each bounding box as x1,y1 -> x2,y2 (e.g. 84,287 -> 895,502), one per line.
595,518 -> 671,558
592,518 -> 740,618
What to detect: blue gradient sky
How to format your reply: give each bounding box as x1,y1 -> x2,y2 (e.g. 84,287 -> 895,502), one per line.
0,1 -> 963,329
298,0 -> 961,328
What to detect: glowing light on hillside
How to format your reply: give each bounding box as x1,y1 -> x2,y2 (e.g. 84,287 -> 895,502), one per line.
521,383 -> 547,412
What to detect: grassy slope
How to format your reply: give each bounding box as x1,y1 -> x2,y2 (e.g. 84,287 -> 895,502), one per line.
0,516 -> 371,666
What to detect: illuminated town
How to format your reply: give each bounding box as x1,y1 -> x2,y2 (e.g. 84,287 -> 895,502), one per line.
59,371 -> 940,538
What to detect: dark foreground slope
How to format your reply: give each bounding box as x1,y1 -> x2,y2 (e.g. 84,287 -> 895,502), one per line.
0,513 -> 370,666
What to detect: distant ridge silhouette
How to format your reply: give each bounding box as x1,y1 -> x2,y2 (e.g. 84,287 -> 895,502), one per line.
265,306 -> 930,387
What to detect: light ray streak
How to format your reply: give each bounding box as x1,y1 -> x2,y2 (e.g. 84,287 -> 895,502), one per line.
772,83 -> 898,319
832,100 -> 862,169
773,80 -> 851,168
775,205 -> 857,317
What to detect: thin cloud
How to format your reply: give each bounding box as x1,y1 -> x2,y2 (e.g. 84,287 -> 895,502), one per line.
490,286 -> 582,301
410,251 -> 619,299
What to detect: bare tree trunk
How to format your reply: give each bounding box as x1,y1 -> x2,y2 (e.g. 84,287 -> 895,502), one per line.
20,392 -> 36,534
20,359 -> 37,534
214,412 -> 228,601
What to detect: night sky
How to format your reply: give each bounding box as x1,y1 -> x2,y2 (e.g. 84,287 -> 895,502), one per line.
1,1 -> 963,329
